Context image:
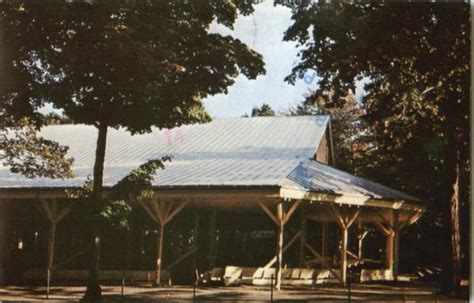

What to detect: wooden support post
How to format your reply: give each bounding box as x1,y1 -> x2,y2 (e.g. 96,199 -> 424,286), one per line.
275,202 -> 284,291
357,230 -> 368,262
258,199 -> 301,291
156,223 -> 164,286
48,222 -> 57,271
392,210 -> 400,279
35,198 -> 73,281
139,197 -> 190,287
0,201 -> 9,286
191,212 -> 199,274
299,217 -> 307,267
328,204 -> 361,285
375,210 -> 403,280
386,230 -> 394,274
208,209 -> 217,269
340,226 -> 348,284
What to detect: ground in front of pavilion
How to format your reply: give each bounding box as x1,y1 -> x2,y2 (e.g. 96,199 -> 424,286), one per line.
0,282 -> 468,302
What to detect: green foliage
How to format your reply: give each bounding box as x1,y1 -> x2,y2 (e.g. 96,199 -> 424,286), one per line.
0,117 -> 74,178
66,157 -> 171,231
1,1 -> 265,133
250,103 -> 275,117
109,157 -> 171,203
281,1 -> 470,289
42,112 -> 74,125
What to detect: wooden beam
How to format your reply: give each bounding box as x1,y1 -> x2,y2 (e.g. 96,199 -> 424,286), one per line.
303,240 -> 342,283
53,246 -> 89,270
165,199 -> 190,224
151,198 -> 165,225
399,210 -> 423,230
374,221 -> 392,237
139,199 -> 160,224
346,208 -> 362,228
165,246 -> 198,271
346,249 -> 359,261
357,230 -> 369,261
55,201 -> 73,223
283,200 -> 301,225
258,200 -> 279,225
376,212 -> 394,231
34,201 -> 48,221
41,199 -> 54,223
264,230 -> 302,269
164,200 -> 175,219
328,204 -> 345,228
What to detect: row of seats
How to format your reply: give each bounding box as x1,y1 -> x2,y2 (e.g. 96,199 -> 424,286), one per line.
223,266 -> 340,286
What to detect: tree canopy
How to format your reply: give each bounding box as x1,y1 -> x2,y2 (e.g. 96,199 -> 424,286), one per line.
279,1 -> 469,293
1,1 -> 265,132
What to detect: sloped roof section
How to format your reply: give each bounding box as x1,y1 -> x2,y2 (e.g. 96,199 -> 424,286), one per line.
282,159 -> 420,203
0,116 -> 330,188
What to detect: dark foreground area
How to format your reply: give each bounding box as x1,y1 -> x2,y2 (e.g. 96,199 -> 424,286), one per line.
0,282 -> 468,302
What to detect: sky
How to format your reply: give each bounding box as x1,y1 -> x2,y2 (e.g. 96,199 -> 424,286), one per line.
204,0 -> 366,118
204,0 -> 316,118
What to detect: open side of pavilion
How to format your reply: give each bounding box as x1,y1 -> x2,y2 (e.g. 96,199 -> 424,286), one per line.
0,116 -> 424,290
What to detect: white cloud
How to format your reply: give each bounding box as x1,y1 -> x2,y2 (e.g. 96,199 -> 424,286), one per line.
204,0 -> 319,118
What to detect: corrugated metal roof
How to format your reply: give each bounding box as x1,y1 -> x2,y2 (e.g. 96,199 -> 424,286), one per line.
0,116 -> 330,188
281,159 -> 420,203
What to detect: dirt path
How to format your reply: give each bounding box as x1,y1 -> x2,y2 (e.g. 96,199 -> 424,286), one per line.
0,283 -> 467,302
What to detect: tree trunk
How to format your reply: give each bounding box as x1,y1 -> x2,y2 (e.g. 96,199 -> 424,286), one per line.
449,151 -> 462,293
83,124 -> 108,301
441,133 -> 462,295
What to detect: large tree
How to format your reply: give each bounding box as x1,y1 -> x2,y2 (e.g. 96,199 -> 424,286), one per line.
1,1 -> 265,299
279,1 -> 469,294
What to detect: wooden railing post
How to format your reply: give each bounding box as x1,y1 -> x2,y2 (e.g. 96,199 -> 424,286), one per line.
156,223 -> 164,286
275,202 -> 284,291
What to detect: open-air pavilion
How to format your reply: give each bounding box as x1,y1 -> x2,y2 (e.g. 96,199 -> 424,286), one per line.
0,115 -> 424,290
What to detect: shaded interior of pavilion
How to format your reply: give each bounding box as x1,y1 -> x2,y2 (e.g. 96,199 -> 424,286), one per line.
0,184 -> 424,290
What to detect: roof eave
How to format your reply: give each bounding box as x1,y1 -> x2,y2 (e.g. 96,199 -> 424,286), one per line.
279,186 -> 426,211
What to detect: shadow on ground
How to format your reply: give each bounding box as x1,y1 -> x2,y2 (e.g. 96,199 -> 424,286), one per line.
0,282 -> 468,302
